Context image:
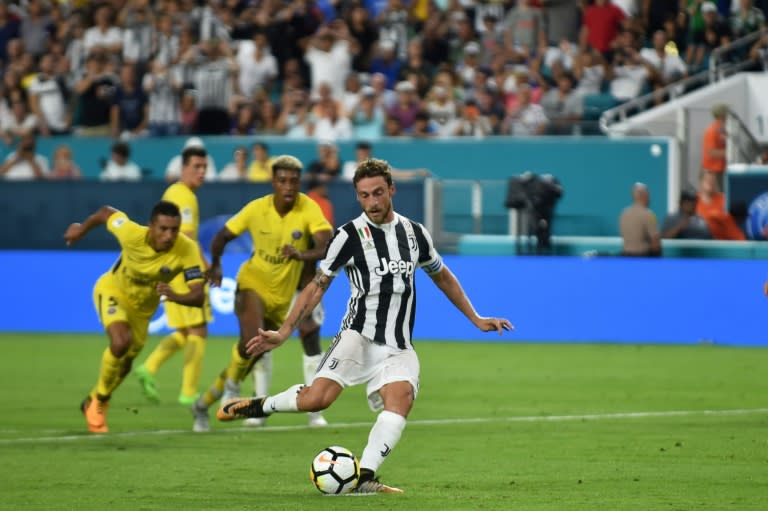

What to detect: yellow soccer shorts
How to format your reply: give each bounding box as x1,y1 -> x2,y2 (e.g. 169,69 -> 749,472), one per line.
92,273 -> 151,359
164,283 -> 213,329
236,272 -> 291,328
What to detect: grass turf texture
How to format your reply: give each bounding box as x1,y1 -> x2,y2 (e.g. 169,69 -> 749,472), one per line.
0,334 -> 766,510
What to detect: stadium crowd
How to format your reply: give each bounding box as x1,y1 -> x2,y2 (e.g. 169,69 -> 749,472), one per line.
1,0 -> 767,179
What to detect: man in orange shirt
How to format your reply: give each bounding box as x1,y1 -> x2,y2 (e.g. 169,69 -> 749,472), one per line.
701,103 -> 728,191
696,173 -> 745,240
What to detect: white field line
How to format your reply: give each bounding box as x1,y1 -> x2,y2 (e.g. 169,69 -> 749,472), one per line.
1,407 -> 766,446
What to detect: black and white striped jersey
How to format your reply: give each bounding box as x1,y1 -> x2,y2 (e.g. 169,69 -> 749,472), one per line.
318,212 -> 444,350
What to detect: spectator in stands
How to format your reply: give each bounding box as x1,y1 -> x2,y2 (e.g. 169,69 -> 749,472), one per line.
75,51 -> 118,136
579,0 -> 626,55
0,2 -> 20,65
402,37 -> 435,87
179,89 -> 198,135
607,45 -> 657,105
543,0 -> 581,48
475,84 -> 506,135
1,89 -> 37,145
276,89 -> 311,139
311,81 -> 346,121
619,182 -> 661,257
350,85 -> 385,140
218,146 -> 249,182
256,98 -> 281,135
409,110 -> 438,138
689,2 -> 732,72
454,98 -> 494,138
307,139 -> 342,185
312,99 -> 353,141
111,63 -> 149,139
100,141 -> 142,181
27,53 -> 71,136
502,83 -> 548,136
540,73 -> 583,134
120,2 -> 155,68
369,71 -> 397,110
346,4 -> 378,73
730,0 -> 766,38
644,0 -> 680,35
701,103 -> 728,191
48,144 -> 82,180
641,30 -> 689,88
387,80 -> 421,132
305,21 -> 352,101
84,4 -> 123,58
230,103 -> 256,135
696,172 -> 746,240
193,38 -> 237,135
19,0 -> 50,58
376,0 -> 409,61
247,142 -> 274,182
0,133 -> 49,180
143,59 -> 182,137
456,41 -> 483,88
503,0 -> 546,66
235,29 -> 278,100
426,85 -> 458,137
165,137 -> 218,182
661,188 -> 712,239
369,39 -> 403,89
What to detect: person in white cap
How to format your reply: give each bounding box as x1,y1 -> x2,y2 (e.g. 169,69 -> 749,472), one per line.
164,137 -> 219,182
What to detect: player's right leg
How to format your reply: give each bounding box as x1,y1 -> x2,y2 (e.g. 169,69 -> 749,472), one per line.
135,328 -> 187,403
217,377 -> 343,421
191,287 -> 264,431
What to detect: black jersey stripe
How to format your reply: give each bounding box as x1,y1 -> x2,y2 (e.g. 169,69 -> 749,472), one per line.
327,224 -> 357,274
412,222 -> 431,264
371,223 -> 393,344
392,221 -> 413,349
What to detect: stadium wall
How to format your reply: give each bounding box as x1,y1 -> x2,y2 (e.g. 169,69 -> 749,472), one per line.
0,137 -> 673,246
1,251 -> 764,347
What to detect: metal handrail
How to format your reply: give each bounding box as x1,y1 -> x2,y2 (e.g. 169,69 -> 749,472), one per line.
709,30 -> 763,82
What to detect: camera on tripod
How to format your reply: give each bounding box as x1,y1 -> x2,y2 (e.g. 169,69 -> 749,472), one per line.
505,172 -> 563,253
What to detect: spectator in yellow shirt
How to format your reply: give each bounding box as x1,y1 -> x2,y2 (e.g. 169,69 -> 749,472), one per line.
247,142 -> 275,182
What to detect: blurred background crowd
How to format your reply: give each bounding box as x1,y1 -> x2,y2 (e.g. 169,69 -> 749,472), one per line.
1,0 -> 768,179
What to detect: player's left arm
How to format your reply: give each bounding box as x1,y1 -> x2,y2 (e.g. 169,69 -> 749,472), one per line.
429,266 -> 513,335
64,205 -> 119,246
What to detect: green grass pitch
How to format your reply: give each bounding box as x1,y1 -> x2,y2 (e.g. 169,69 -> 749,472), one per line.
1,333 -> 767,510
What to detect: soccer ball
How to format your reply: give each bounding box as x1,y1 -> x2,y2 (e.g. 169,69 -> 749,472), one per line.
309,446 -> 360,495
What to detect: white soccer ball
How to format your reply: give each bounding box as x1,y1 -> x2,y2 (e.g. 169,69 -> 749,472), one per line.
310,446 -> 360,495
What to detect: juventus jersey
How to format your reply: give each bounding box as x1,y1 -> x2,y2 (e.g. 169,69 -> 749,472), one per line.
319,212 -> 443,349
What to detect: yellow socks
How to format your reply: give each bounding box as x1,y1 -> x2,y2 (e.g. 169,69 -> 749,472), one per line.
200,369 -> 226,407
144,331 -> 186,374
93,348 -> 123,398
181,334 -> 205,399
225,342 -> 252,383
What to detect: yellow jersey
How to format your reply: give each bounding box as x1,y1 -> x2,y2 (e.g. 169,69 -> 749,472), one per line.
162,182 -> 199,239
247,157 -> 275,182
105,211 -> 205,316
226,193 -> 331,304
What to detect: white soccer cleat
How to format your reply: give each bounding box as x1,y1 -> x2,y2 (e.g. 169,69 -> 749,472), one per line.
244,417 -> 266,427
221,379 -> 240,403
308,412 -> 328,428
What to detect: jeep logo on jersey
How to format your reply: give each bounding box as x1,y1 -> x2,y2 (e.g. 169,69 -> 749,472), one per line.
374,257 -> 414,276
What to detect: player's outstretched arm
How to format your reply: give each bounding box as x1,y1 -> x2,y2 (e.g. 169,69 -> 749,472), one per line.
429,266 -> 514,335
207,227 -> 237,286
246,270 -> 334,356
64,206 -> 119,246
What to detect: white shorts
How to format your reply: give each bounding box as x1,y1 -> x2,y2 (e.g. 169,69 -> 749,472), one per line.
290,291 -> 325,326
314,329 -> 420,412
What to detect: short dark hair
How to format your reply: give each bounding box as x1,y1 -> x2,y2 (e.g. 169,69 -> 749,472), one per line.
353,158 -> 392,187
356,141 -> 372,151
111,141 -> 130,158
150,200 -> 181,221
252,142 -> 268,151
182,146 -> 207,166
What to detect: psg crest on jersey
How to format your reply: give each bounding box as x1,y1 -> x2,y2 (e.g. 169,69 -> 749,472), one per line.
292,230 -> 302,240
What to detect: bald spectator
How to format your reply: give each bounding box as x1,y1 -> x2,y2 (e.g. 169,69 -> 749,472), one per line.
619,183 -> 661,257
